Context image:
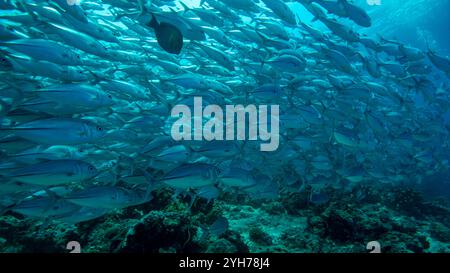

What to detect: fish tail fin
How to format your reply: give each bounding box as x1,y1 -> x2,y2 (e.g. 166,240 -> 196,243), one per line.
137,0 -> 147,14
134,102 -> 152,116
113,11 -> 137,21
20,1 -> 39,21
113,114 -> 128,127
0,48 -> 9,56
104,64 -> 119,77
115,8 -> 144,21
235,141 -> 246,159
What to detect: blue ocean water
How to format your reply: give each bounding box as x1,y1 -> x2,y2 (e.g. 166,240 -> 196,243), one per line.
0,0 -> 450,253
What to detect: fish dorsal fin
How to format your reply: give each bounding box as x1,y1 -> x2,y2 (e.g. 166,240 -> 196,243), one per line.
179,1 -> 190,12
148,13 -> 159,28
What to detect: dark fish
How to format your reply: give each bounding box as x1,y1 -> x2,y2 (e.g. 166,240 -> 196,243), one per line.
147,14 -> 183,55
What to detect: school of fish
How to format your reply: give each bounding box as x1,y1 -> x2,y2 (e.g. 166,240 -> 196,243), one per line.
0,0 -> 450,224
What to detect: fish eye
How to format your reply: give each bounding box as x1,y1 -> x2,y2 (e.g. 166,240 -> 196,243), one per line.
88,166 -> 94,171
97,126 -> 103,131
108,95 -> 112,99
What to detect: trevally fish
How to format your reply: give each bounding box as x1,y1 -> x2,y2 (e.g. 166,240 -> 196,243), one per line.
66,186 -> 152,209
6,159 -> 97,186
0,39 -> 83,66
0,118 -> 105,145
160,163 -> 220,189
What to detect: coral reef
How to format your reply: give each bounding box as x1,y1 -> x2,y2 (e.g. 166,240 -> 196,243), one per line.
1,185 -> 450,253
